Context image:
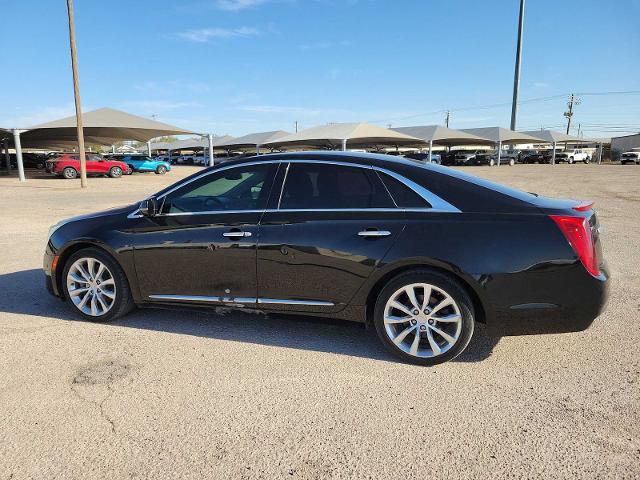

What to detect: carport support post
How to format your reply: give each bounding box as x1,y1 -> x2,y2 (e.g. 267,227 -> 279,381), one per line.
3,140 -> 10,173
12,129 -> 26,182
597,143 -> 603,164
256,144 -> 260,155
341,138 -> 347,151
551,141 -> 557,165
208,134 -> 215,167
428,140 -> 433,163
496,141 -> 502,166
147,141 -> 151,157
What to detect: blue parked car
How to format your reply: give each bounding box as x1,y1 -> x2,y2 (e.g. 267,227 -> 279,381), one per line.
120,155 -> 171,175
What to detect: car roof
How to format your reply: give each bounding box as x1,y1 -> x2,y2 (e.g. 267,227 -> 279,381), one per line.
215,150 -> 438,171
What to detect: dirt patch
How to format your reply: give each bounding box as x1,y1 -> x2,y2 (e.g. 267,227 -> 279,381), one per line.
73,359 -> 132,386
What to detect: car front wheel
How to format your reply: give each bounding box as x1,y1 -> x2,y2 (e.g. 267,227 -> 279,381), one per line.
109,166 -> 123,178
62,167 -> 77,179
62,248 -> 134,322
155,165 -> 167,174
373,270 -> 475,365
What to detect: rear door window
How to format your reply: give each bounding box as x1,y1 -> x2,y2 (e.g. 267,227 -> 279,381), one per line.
279,163 -> 394,210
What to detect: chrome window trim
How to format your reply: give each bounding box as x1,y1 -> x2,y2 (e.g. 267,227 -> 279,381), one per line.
132,207 -> 455,218
128,158 -> 461,218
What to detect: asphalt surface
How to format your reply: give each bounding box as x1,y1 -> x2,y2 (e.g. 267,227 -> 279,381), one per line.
1,164 -> 638,479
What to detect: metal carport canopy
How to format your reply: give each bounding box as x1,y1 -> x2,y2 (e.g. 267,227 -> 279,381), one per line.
460,127 -> 546,166
216,130 -> 290,153
20,108 -> 197,147
391,125 -> 495,162
263,122 -> 424,150
7,108 -> 197,181
391,125 -> 495,146
520,129 -> 602,164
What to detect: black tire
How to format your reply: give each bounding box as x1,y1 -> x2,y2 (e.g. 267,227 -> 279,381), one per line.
126,164 -> 135,175
109,166 -> 123,178
372,269 -> 475,366
155,165 -> 167,175
61,247 -> 135,322
584,157 -> 590,164
568,157 -> 574,164
62,167 -> 77,179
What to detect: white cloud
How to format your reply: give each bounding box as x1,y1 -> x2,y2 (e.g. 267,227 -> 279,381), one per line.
214,0 -> 268,10
298,40 -> 352,50
178,26 -> 260,43
120,100 -> 203,112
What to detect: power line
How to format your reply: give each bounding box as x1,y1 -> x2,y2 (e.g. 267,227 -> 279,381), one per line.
368,90 -> 640,125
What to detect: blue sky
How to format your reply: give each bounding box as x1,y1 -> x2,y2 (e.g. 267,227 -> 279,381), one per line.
1,0 -> 639,138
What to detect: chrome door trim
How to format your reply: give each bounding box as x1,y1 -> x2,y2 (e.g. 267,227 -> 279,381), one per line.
257,298 -> 335,306
358,230 -> 392,237
148,294 -> 335,307
148,294 -> 257,305
222,231 -> 252,237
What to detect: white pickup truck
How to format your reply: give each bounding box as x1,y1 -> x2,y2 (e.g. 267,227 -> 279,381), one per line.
555,149 -> 591,164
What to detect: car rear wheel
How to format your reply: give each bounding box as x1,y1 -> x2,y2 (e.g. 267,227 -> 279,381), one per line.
373,270 -> 475,365
62,248 -> 134,322
509,158 -> 515,166
126,165 -> 134,175
62,167 -> 77,179
568,157 -> 574,164
489,158 -> 495,166
109,166 -> 123,178
155,165 -> 167,174
584,156 -> 590,164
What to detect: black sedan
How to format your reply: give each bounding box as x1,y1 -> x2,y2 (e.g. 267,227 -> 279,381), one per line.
43,152 -> 608,365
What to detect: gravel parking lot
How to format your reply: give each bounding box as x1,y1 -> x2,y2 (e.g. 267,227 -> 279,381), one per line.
1,164 -> 638,479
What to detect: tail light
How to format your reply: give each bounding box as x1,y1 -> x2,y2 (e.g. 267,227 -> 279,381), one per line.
550,214 -> 600,276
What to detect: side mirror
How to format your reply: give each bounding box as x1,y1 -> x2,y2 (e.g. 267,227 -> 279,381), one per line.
139,196 -> 159,217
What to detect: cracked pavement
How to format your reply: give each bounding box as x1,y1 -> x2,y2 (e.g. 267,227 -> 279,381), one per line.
0,165 -> 639,479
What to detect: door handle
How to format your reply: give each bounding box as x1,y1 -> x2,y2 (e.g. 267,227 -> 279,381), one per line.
223,230 -> 252,238
358,230 -> 391,237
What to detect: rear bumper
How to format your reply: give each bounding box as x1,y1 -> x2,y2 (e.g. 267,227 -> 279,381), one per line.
487,264 -> 609,336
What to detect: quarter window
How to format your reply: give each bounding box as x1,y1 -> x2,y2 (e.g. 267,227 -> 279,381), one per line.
279,163 -> 394,209
377,171 -> 431,208
161,164 -> 274,214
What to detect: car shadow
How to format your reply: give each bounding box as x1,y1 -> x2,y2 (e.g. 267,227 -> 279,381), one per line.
0,269 -> 500,364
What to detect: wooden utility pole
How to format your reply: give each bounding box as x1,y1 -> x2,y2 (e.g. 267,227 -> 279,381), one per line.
510,0 -> 525,131
66,0 -> 87,188
445,110 -> 450,127
564,93 -> 581,135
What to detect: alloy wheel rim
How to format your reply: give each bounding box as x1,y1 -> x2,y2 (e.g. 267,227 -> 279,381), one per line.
66,257 -> 116,316
383,283 -> 462,358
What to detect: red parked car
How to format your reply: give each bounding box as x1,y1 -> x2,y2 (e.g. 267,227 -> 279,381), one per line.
46,153 -> 130,179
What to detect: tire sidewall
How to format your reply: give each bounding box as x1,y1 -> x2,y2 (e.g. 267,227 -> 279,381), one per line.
156,165 -> 167,174
61,248 -> 132,322
110,166 -> 122,178
372,269 -> 475,366
63,167 -> 77,179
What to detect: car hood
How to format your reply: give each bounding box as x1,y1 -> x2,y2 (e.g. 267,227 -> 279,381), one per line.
49,204 -> 136,237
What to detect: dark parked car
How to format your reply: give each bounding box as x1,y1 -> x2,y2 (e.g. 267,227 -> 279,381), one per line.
44,152 -> 608,365
404,152 -> 441,164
